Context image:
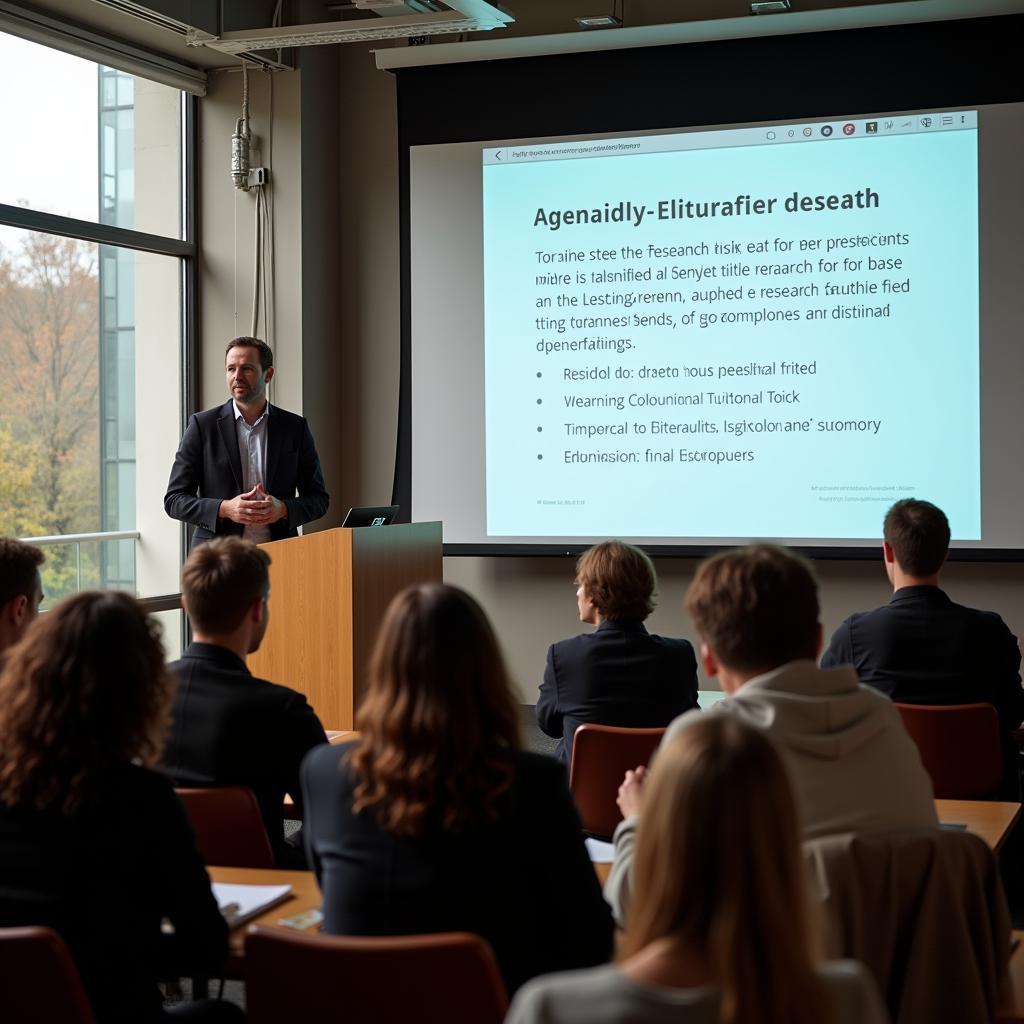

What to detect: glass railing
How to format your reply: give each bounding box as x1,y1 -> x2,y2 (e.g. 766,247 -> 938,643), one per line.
19,529 -> 140,608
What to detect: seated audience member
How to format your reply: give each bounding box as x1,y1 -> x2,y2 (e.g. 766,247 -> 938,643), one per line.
302,583 -> 614,994
0,592 -> 240,1024
822,498 -> 1023,795
0,537 -> 44,658
507,716 -> 887,1024
606,544 -> 936,923
536,540 -> 698,764
161,537 -> 327,868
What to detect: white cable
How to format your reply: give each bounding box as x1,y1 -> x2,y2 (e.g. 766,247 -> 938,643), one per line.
252,186 -> 262,337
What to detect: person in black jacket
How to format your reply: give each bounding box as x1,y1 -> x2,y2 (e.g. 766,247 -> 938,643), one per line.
164,337 -> 329,550
537,540 -> 699,764
822,498 -> 1024,796
161,537 -> 327,868
302,583 -> 614,995
0,591 -> 240,1023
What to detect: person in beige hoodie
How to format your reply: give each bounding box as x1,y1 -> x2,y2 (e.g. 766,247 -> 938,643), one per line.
605,543 -> 937,925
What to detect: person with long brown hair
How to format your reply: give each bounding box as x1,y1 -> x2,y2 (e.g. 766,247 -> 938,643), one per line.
506,716 -> 888,1024
0,591 -> 241,1024
301,582 -> 613,993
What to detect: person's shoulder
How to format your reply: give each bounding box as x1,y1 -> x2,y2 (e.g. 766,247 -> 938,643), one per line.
304,739 -> 355,775
648,633 -> 697,659
110,761 -> 178,809
268,404 -> 308,429
302,740 -> 357,795
949,595 -> 1013,632
512,749 -> 567,784
817,960 -> 887,1022
550,631 -> 597,655
193,400 -> 232,424
508,964 -> 624,1023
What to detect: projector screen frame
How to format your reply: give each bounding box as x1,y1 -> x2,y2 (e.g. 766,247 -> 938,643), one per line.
391,13 -> 1024,561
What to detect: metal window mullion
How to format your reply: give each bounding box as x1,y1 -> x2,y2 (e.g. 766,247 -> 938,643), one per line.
0,202 -> 193,258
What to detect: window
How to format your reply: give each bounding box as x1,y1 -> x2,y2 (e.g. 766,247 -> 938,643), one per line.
0,32 -> 193,636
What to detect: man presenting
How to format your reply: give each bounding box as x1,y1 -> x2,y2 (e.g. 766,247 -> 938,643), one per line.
164,337 -> 329,548
822,498 -> 1023,794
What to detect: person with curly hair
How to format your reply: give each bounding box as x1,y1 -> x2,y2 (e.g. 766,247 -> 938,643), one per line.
301,583 -> 614,994
0,591 -> 241,1023
537,540 -> 698,764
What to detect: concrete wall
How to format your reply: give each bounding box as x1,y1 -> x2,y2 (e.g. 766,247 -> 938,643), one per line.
196,36 -> 1024,703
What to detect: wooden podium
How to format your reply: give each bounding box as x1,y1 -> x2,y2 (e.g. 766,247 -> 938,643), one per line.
247,522 -> 442,729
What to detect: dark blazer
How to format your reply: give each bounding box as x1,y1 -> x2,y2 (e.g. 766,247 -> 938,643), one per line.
164,399 -> 329,548
161,642 -> 328,868
301,744 -> 614,995
822,585 -> 1024,791
536,619 -> 699,763
0,763 -> 227,1024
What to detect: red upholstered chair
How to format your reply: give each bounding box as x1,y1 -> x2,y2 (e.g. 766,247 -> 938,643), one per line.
569,723 -> 666,839
0,926 -> 95,1024
894,702 -> 1003,799
175,786 -> 276,868
244,927 -> 508,1024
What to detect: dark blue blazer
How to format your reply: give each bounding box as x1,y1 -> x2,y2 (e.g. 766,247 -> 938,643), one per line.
164,399 -> 329,548
536,619 -> 699,763
301,744 -> 613,995
822,585 -> 1024,795
821,585 -> 1024,733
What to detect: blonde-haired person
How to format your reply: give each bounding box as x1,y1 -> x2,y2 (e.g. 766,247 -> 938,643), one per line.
0,592 -> 241,1024
301,583 -> 614,994
537,540 -> 698,765
507,716 -> 889,1024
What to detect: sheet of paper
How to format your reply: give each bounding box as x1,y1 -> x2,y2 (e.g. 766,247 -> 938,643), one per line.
211,882 -> 293,929
585,837 -> 615,863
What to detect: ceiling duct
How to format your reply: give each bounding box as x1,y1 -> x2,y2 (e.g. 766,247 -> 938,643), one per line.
188,0 -> 513,53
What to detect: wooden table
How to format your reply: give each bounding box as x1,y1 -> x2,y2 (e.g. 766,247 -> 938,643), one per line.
208,865 -> 322,967
935,799 -> 1021,853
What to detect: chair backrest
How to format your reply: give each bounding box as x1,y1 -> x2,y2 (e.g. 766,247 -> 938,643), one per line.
569,724 -> 665,839
244,927 -> 508,1024
894,702 -> 1002,799
0,926 -> 95,1024
176,786 -> 276,868
804,828 -> 1010,1024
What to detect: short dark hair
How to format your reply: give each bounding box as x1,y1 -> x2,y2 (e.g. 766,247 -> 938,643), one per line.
685,544 -> 820,673
575,541 -> 657,621
225,336 -> 273,372
883,499 -> 950,577
180,538 -> 270,634
0,538 -> 44,607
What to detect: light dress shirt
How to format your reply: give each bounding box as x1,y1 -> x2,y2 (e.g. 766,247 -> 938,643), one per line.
233,400 -> 271,544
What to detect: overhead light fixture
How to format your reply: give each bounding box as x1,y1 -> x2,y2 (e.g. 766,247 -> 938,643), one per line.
575,15 -> 623,30
188,0 -> 512,51
751,0 -> 791,13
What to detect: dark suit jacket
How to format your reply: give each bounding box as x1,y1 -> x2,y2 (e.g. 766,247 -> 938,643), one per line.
536,619 -> 699,763
0,763 -> 227,1024
822,585 -> 1024,790
164,399 -> 329,548
161,642 -> 328,868
301,744 -> 614,995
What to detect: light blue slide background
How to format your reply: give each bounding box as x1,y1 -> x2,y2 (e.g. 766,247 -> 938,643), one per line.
482,128 -> 979,540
